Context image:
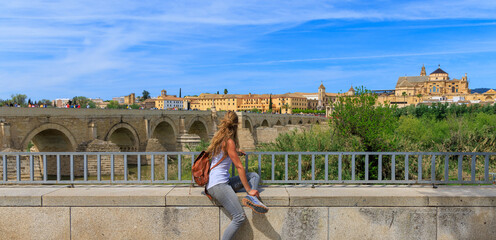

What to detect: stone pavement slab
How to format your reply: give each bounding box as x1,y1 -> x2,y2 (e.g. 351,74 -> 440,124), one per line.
0,187 -> 63,206
42,187 -> 173,206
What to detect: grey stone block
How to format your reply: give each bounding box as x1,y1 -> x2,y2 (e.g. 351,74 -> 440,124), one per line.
328,207 -> 436,240
0,187 -> 61,206
0,207 -> 70,239
220,207 -> 328,240
417,187 -> 496,206
287,187 -> 428,207
437,207 -> 496,240
43,187 -> 173,206
71,207 -> 219,240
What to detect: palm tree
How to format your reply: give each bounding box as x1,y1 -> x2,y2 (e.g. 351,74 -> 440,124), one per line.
416,94 -> 423,104
402,92 -> 407,104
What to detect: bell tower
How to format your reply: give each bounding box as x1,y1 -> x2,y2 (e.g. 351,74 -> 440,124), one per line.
420,64 -> 426,76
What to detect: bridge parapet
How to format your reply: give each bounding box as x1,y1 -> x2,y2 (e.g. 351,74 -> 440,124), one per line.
0,186 -> 495,239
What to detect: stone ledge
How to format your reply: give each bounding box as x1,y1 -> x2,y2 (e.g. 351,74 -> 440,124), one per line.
0,187 -> 64,206
42,187 -> 173,206
0,185 -> 495,207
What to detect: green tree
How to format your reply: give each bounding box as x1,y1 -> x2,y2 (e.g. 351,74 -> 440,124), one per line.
107,100 -> 120,109
331,86 -> 398,151
39,99 -> 52,106
11,94 -> 28,106
402,92 -> 407,104
72,96 -> 92,106
129,104 -> 140,109
224,89 -> 228,94
142,90 -> 150,100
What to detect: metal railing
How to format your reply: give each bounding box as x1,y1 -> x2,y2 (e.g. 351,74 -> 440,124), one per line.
0,151 -> 495,185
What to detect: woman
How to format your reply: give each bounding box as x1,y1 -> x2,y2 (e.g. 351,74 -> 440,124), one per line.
206,111 -> 268,240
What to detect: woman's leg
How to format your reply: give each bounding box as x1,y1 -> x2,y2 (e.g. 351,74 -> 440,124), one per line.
208,183 -> 246,240
228,172 -> 260,192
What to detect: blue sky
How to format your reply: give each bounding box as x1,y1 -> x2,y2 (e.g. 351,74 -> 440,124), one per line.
1,0 -> 496,100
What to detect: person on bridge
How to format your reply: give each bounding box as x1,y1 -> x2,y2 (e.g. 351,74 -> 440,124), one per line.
205,111 -> 268,240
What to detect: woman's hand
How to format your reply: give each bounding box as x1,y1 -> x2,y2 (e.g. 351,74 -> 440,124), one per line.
248,189 -> 260,198
237,149 -> 246,156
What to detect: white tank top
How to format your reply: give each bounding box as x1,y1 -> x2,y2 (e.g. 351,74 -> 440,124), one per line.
206,151 -> 232,190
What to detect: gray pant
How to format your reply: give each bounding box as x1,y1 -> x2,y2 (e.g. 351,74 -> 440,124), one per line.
207,172 -> 260,240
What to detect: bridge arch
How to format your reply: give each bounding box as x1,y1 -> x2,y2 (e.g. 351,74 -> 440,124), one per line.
288,120 -> 292,125
243,116 -> 254,133
150,117 -> 178,151
105,123 -> 140,152
22,123 -> 77,152
298,120 -> 303,125
275,120 -> 282,126
187,116 -> 209,141
261,119 -> 269,127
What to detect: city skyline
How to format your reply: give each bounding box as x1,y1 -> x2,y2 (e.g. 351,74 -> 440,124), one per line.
1,1 -> 496,100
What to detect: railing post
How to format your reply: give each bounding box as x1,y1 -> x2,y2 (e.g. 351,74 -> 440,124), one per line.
351,154 -> 355,181
111,154 -> 115,182
16,155 -> 20,182
392,154 -> 396,181
338,153 -> 342,181
365,154 -> 369,181
97,154 -> 101,182
458,155 -> 463,182
164,154 -> 168,181
298,154 -> 301,181
431,155 -> 436,182
418,155 -> 422,182
284,154 -> 288,181
56,155 -> 60,182
257,154 -> 261,177
151,154 -> 155,182
471,155 -> 476,183
485,154 -> 490,183
43,155 -> 47,182
311,154 -> 315,181
124,154 -> 128,181
3,155 -> 6,182
30,155 -> 34,182
378,154 -> 382,181
325,154 -> 328,182
444,155 -> 449,182
271,154 -> 275,181
70,155 -> 74,182
405,155 -> 409,181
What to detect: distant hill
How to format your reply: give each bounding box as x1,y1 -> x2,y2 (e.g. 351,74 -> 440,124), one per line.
471,88 -> 494,94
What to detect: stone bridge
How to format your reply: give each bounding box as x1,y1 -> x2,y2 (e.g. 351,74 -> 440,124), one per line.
0,108 -> 325,153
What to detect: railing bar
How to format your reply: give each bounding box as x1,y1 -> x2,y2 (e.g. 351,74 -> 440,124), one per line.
285,154 -> 288,181
30,155 -> 34,182
84,155 -> 87,182
431,155 -> 436,182
405,155 -> 409,181
271,154 -> 275,181
484,155 -> 489,182
111,154 -> 115,182
338,154 -> 342,181
298,154 -> 302,181
245,153 -> 249,171
164,154 -> 168,181
56,155 -> 60,182
97,154 -> 101,182
365,154 -> 369,181
177,154 -> 181,181
391,154 -> 396,181
471,155 -> 476,182
70,155 -> 74,182
257,154 -> 261,177
418,155 -> 422,181
124,155 -> 128,181
325,154 -> 328,182
351,154 -> 355,181
44,155 -> 48,181
378,154 -> 382,181
458,155 -> 463,181
3,155 -> 6,182
311,154 -> 315,181
444,155 -> 449,182
151,155 -> 155,182
16,155 -> 21,181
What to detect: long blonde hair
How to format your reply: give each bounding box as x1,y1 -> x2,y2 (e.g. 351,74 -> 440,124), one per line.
206,111 -> 239,157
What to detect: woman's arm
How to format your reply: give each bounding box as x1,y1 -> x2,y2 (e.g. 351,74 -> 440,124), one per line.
226,139 -> 259,197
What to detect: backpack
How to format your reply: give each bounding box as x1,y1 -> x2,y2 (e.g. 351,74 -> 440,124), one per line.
191,151 -> 227,199
192,151 -> 227,186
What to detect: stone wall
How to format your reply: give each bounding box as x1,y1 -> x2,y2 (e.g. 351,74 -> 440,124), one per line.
0,186 -> 495,239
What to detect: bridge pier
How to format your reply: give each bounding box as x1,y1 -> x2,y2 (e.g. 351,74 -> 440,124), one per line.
0,122 -> 11,149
